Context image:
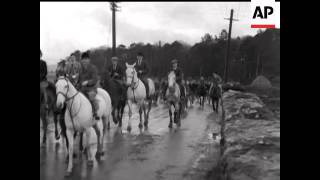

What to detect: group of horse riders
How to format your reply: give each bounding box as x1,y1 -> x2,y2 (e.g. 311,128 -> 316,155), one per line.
41,49 -> 222,119
41,49 -> 186,118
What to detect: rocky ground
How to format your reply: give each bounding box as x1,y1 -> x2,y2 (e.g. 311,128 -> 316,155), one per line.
212,88 -> 280,180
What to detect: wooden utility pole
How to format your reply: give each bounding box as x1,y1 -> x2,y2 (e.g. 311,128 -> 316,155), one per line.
223,9 -> 238,83
110,2 -> 120,56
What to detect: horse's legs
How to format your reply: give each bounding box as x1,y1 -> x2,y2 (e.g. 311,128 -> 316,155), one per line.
65,129 -> 74,176
168,104 -> 173,128
144,101 -> 149,128
138,106 -> 143,129
85,128 -> 94,166
216,98 -> 219,113
127,100 -> 133,132
41,111 -> 47,146
174,102 -> 180,125
177,102 -> 182,127
93,122 -> 102,159
100,114 -> 110,156
145,100 -> 151,128
53,112 -> 60,140
111,108 -> 116,129
119,105 -> 124,128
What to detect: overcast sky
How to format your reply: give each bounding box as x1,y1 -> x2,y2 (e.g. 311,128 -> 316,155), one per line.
40,2 -> 257,65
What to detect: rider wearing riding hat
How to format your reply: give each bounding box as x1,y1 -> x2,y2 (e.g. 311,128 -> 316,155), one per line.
135,52 -> 150,99
212,72 -> 222,85
108,56 -> 124,81
209,72 -> 222,95
66,52 -> 82,90
40,49 -> 49,109
169,59 -> 185,97
79,51 -> 99,120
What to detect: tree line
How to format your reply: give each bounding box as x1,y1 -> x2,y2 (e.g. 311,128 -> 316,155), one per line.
70,28 -> 280,84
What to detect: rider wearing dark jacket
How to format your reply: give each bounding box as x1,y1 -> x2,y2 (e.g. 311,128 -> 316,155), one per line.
108,56 -> 124,81
40,49 -> 48,109
135,52 -> 150,98
169,59 -> 185,98
79,52 -> 99,120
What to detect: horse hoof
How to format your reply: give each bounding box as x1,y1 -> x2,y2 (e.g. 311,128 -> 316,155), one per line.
138,124 -> 143,129
95,152 -> 101,160
144,121 -> 148,127
65,171 -> 72,177
87,160 -> 94,167
168,123 -> 173,129
127,126 -> 132,132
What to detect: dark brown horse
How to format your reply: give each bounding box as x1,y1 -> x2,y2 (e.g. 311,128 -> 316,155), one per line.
40,81 -> 61,146
101,72 -> 126,129
209,83 -> 221,113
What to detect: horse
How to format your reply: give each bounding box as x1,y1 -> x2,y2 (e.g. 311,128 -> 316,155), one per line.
197,82 -> 207,108
55,76 -> 112,176
165,71 -> 182,128
101,76 -> 126,129
209,82 -> 222,113
188,81 -> 197,106
125,63 -> 155,132
40,81 -> 61,147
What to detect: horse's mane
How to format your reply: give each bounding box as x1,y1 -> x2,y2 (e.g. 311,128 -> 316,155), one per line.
47,81 -> 56,93
168,71 -> 175,77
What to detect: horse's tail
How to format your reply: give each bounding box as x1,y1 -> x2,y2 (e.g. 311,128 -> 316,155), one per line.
147,78 -> 155,96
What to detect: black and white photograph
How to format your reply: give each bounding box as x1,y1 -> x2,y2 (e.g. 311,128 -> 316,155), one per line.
40,1 -> 280,180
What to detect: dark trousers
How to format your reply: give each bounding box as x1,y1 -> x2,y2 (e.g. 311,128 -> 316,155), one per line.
141,78 -> 149,98
82,87 -> 98,116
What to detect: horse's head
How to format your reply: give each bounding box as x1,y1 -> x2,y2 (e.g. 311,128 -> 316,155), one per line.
55,76 -> 70,109
125,62 -> 137,86
168,71 -> 176,92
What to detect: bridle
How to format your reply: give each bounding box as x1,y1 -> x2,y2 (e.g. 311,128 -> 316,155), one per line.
56,77 -> 81,130
56,77 -> 79,102
127,69 -> 139,90
127,68 -> 139,103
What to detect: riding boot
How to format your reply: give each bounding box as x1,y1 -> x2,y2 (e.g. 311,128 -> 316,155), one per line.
143,79 -> 150,99
91,99 -> 99,120
178,83 -> 185,98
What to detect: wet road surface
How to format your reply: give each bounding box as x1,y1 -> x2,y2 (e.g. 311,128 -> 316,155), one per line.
40,102 -> 221,180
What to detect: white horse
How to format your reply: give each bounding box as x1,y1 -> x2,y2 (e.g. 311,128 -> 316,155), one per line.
125,63 -> 155,132
55,76 -> 112,176
166,71 -> 181,128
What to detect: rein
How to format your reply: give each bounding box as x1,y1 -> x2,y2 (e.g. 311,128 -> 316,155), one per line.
56,77 -> 81,130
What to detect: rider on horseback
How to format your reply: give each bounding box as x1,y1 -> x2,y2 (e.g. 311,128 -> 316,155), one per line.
209,72 -> 222,93
169,59 -> 185,98
135,52 -> 150,99
79,51 -> 99,120
108,56 -> 124,82
40,49 -> 49,109
66,52 -> 82,90
107,56 -> 126,98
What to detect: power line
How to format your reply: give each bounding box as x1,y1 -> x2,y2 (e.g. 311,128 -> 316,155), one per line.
224,9 -> 239,82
